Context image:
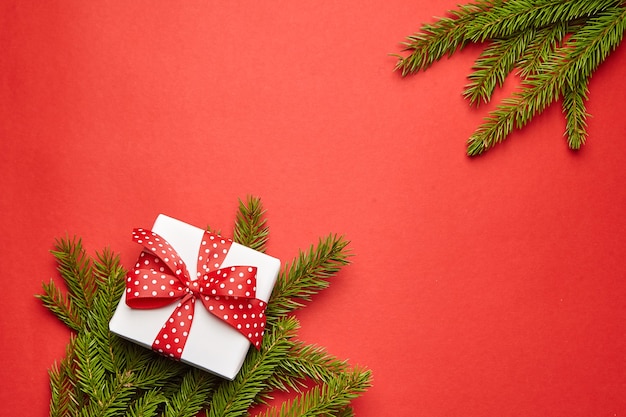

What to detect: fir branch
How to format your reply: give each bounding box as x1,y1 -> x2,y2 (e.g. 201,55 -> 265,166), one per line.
207,317 -> 299,417
78,372 -> 136,417
162,368 -> 216,417
564,5 -> 626,75
233,195 -> 270,253
463,28 -> 536,105
51,236 -> 97,317
465,84 -> 553,156
395,0 -> 494,75
49,335 -> 83,417
562,75 -> 590,150
335,406 -> 356,417
265,342 -> 349,395
253,369 -> 372,417
125,390 -> 166,417
48,362 -> 74,417
463,0 -> 621,42
37,278 -> 82,331
88,249 -> 128,373
466,4 -> 626,155
74,332 -> 108,401
92,248 -> 126,303
265,235 -> 350,322
517,21 -> 569,77
74,331 -> 137,417
396,0 -> 626,155
132,353 -> 189,391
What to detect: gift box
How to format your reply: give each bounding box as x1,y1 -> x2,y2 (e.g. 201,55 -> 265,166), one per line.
109,214 -> 280,380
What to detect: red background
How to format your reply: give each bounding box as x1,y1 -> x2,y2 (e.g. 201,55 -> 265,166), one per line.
2,1 -> 626,415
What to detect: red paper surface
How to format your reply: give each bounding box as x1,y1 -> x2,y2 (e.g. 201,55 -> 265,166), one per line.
2,1 -> 626,415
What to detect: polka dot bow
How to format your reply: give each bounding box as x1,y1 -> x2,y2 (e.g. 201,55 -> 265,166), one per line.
125,228 -> 268,359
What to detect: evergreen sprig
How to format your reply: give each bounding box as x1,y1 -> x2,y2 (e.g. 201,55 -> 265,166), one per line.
265,341 -> 350,394
233,195 -> 270,253
255,369 -> 372,417
395,0 -> 626,155
38,196 -> 370,416
265,235 -> 351,323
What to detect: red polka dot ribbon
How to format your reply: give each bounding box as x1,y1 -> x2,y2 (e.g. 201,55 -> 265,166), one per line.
125,228 -> 268,359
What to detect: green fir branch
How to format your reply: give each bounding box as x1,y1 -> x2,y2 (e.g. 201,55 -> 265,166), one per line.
163,368 -> 216,417
51,236 -> 97,316
74,332 -> 108,402
564,5 -> 626,75
265,342 -> 349,395
78,372 -> 136,417
466,4 -> 626,155
464,28 -> 536,105
254,369 -> 372,417
233,195 -> 270,253
74,330 -> 137,417
132,353 -> 189,391
517,21 -> 569,77
335,406 -> 356,417
207,317 -> 298,417
463,0 -> 621,42
562,75 -> 590,150
265,235 -> 350,322
88,249 -> 128,373
48,335 -> 83,417
395,0 -> 494,75
125,390 -> 167,417
396,0 -> 626,155
37,278 -> 82,331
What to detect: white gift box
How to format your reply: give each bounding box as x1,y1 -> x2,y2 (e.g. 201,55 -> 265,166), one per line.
109,214 -> 280,380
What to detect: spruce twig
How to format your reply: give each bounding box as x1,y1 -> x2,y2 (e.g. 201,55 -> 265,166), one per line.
37,279 -> 82,331
207,317 -> 298,417
163,369 -> 216,417
265,235 -> 351,322
253,369 -> 372,417
126,390 -> 167,417
463,28 -> 536,105
48,335 -> 83,417
562,75 -> 590,150
394,1 -> 494,74
234,195 -> 270,253
265,341 -> 350,395
51,236 -> 97,315
395,0 -> 626,155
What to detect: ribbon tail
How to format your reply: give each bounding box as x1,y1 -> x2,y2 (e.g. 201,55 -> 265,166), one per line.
201,297 -> 267,350
151,293 -> 195,359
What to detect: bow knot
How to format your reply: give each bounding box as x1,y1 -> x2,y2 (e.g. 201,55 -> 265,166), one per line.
125,228 -> 267,359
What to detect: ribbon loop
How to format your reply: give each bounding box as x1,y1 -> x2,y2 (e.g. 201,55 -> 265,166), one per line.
124,228 -> 267,359
199,266 -> 258,298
